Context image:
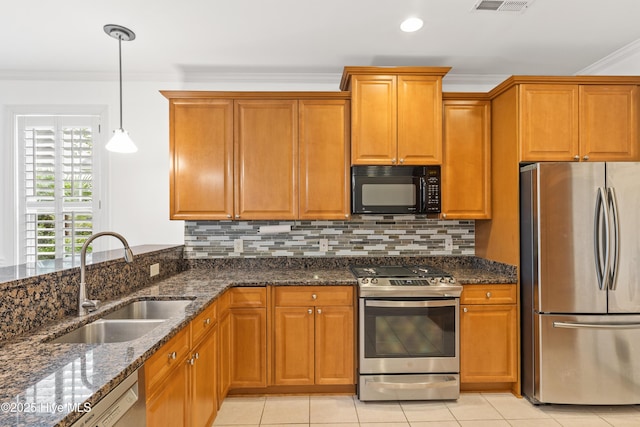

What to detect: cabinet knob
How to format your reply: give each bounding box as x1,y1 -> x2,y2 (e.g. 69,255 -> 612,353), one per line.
583,155 -> 590,161
227,214 -> 232,218
235,215 -> 240,219
345,214 -> 349,219
442,213 -> 447,219
573,155 -> 580,161
311,294 -> 317,300
317,308 -> 322,314
391,158 -> 396,164
486,292 -> 492,299
308,308 -> 313,314
463,307 -> 468,313
194,352 -> 200,360
204,318 -> 211,326
399,158 -> 404,164
168,351 -> 177,360
188,358 -> 195,366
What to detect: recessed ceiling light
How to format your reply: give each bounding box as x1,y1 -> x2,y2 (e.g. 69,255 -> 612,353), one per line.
400,17 -> 424,32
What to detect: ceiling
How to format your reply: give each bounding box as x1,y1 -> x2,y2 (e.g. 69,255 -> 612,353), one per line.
2,0 -> 640,87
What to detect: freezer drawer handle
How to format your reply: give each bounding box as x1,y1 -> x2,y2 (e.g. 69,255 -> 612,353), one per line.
553,321 -> 640,330
366,377 -> 458,390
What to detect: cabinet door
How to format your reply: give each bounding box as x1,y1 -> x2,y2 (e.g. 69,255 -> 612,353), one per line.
580,85 -> 640,161
315,306 -> 355,385
191,326 -> 217,427
274,306 -> 315,385
442,100 -> 491,219
146,362 -> 189,427
299,99 -> 351,219
218,311 -> 230,406
230,308 -> 267,387
169,99 -> 233,219
397,75 -> 443,164
460,304 -> 517,383
234,100 -> 298,219
519,84 -> 580,162
351,75 -> 397,164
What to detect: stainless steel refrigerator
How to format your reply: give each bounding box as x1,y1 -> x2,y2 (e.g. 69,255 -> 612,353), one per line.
521,162 -> 640,405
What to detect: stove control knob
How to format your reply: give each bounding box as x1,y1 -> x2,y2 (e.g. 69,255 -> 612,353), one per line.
371,278 -> 378,284
428,278 -> 438,285
362,278 -> 369,284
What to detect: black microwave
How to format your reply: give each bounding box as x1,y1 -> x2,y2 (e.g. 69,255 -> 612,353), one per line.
351,165 -> 441,214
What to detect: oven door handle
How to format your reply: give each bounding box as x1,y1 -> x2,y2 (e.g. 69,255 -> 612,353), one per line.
365,299 -> 456,308
366,376 -> 458,390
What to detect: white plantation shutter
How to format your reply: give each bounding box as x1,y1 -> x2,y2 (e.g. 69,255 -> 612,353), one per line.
18,115 -> 101,264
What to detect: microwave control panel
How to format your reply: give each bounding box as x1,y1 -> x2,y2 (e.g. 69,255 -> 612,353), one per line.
424,167 -> 441,213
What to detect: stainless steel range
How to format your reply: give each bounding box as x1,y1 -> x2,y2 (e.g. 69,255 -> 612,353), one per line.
350,264 -> 462,401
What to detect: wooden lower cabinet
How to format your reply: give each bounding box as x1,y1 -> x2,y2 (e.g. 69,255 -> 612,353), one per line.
145,303 -> 218,427
230,307 -> 267,387
273,286 -> 355,387
460,284 -> 518,388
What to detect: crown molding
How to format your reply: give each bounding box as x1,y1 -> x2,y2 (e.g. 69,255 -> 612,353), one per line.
577,37 -> 640,75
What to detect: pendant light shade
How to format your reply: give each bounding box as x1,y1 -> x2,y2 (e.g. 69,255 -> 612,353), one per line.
104,24 -> 138,153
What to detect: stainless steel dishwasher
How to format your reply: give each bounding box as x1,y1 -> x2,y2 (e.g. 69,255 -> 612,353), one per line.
70,368 -> 145,427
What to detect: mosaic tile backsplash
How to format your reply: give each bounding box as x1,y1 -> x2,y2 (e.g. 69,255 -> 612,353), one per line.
184,216 -> 474,258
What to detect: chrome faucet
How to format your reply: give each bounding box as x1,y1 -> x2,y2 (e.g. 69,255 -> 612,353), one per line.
79,231 -> 134,316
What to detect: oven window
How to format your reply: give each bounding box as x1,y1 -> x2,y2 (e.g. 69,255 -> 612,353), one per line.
363,303 -> 456,358
362,184 -> 416,206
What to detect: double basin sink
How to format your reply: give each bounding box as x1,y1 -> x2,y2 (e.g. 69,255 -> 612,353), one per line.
49,299 -> 193,344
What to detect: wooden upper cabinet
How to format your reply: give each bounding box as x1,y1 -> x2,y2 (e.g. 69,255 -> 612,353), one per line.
299,99 -> 351,220
234,100 -> 298,220
518,83 -> 640,162
442,98 -> 491,220
397,75 -> 443,164
341,67 -> 450,165
169,99 -> 234,219
519,84 -> 579,162
580,85 -> 639,161
350,75 -> 397,164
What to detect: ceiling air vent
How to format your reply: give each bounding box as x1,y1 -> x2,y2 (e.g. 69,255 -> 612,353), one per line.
473,0 -> 535,12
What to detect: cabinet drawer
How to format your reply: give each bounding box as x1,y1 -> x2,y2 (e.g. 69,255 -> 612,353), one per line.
275,286 -> 354,307
461,285 -> 516,305
145,326 -> 190,393
192,301 -> 217,345
229,287 -> 267,308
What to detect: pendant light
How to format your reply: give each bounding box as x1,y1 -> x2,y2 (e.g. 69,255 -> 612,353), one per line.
104,24 -> 138,153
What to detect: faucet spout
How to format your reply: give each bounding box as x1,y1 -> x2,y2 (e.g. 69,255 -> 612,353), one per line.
78,231 -> 134,316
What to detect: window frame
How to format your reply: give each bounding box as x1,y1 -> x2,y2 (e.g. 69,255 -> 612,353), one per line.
2,106 -> 109,267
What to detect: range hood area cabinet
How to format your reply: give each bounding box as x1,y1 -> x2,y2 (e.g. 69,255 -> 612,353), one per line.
340,66 -> 451,165
162,92 -> 351,221
498,79 -> 640,163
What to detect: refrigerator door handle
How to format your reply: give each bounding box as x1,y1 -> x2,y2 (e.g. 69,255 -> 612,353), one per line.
607,187 -> 619,290
593,187 -> 610,291
554,321 -> 640,330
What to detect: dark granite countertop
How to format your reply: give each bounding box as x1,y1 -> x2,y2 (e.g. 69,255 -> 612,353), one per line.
0,259 -> 515,427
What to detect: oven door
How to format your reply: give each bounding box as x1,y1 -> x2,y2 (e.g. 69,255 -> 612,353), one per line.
359,298 -> 459,374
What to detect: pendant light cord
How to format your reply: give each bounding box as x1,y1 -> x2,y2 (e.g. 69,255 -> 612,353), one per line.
118,35 -> 123,130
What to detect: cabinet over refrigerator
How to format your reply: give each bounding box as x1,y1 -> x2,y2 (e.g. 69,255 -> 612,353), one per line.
521,162 -> 640,405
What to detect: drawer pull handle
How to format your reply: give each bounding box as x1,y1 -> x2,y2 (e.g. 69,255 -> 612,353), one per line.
486,292 -> 492,299
311,294 -> 317,300
168,351 -> 177,360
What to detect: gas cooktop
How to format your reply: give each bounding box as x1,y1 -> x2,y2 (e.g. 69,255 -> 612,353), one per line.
349,264 -> 462,298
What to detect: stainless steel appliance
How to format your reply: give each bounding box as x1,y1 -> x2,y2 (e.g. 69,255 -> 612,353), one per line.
351,264 -> 462,401
70,368 -> 145,426
351,165 -> 441,214
521,162 -> 640,405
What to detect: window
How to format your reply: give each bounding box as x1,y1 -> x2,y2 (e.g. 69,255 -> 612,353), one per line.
16,114 -> 103,264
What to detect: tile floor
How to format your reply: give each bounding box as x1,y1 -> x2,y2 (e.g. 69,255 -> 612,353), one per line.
213,393 -> 640,427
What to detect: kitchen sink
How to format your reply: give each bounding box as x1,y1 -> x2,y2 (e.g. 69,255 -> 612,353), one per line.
102,299 -> 193,320
49,319 -> 165,344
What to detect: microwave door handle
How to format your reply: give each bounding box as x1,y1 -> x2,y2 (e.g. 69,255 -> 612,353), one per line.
420,177 -> 426,211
